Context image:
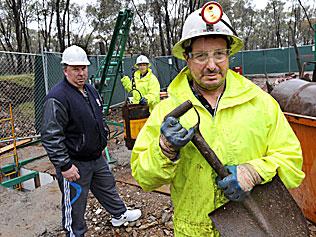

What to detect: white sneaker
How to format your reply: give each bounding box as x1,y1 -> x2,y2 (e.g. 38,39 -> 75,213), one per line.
111,209 -> 142,227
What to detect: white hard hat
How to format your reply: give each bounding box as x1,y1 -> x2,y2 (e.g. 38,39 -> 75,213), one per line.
172,5 -> 243,60
61,45 -> 90,65
136,55 -> 150,65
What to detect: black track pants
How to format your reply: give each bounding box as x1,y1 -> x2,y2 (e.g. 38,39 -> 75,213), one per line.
56,156 -> 127,237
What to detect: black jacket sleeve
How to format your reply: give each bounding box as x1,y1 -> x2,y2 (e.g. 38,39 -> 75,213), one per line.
40,98 -> 72,171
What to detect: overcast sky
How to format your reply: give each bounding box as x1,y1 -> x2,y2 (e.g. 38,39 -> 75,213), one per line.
253,0 -> 268,9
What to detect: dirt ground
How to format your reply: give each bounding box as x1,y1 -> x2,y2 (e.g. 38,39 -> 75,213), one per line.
0,135 -> 175,237
1,75 -> 316,236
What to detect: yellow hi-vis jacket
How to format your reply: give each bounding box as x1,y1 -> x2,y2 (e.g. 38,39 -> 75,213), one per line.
121,68 -> 161,112
131,67 -> 305,236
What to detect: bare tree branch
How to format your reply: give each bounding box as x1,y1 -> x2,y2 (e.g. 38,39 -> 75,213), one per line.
297,0 -> 315,32
130,0 -> 151,40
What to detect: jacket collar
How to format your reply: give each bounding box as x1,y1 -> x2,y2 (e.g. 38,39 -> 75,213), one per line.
134,68 -> 152,78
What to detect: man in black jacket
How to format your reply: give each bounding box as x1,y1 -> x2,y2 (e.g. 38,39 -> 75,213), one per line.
41,45 -> 141,237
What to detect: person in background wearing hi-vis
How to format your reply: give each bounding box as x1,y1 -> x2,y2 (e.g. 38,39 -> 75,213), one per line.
121,55 -> 160,112
130,2 -> 304,237
41,45 -> 141,237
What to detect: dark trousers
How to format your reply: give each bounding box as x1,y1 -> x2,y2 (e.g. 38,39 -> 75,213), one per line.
56,156 -> 126,237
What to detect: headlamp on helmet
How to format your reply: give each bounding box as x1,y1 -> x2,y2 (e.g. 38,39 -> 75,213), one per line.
201,2 -> 238,37
201,2 -> 223,25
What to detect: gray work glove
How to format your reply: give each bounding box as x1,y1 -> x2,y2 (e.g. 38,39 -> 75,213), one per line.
160,117 -> 195,161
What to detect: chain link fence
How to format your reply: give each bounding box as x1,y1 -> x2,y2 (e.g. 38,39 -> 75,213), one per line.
0,51 -> 45,139
0,45 -> 314,140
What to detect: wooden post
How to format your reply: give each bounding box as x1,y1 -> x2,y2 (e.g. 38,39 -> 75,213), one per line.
34,173 -> 41,188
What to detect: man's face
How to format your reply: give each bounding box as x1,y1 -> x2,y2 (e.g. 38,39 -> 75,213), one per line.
64,65 -> 88,89
138,63 -> 149,75
186,37 -> 229,91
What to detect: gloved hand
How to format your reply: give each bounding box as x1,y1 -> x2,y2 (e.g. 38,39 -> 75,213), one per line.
216,164 -> 262,202
121,75 -> 130,82
139,97 -> 147,105
159,116 -> 195,161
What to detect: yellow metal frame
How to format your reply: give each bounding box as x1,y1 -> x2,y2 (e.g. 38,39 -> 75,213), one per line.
0,102 -> 21,189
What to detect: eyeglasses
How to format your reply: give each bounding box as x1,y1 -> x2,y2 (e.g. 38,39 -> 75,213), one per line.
188,49 -> 230,64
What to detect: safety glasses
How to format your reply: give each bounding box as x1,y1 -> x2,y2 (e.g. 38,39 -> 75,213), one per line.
188,49 -> 230,64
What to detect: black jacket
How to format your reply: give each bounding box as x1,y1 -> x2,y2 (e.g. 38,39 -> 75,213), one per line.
41,79 -> 108,171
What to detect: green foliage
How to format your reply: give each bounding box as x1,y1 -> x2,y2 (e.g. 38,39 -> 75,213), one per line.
16,102 -> 35,120
0,74 -> 35,88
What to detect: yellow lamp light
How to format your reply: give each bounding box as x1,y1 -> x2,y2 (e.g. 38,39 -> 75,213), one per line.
201,1 -> 223,25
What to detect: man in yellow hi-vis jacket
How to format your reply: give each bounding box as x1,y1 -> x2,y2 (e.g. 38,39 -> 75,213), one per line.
121,55 -> 160,112
130,3 -> 305,237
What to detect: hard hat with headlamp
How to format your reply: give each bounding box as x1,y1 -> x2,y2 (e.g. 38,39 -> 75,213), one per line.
172,1 -> 243,60
61,45 -> 91,66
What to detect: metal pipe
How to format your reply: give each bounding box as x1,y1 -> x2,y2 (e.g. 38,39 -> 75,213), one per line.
0,135 -> 40,144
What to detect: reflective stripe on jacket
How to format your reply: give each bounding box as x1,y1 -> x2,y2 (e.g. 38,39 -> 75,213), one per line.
131,67 -> 304,236
121,68 -> 160,112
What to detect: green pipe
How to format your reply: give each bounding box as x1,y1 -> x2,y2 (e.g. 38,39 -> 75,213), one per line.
104,147 -> 117,164
106,120 -> 124,127
1,170 -> 39,188
0,154 -> 47,174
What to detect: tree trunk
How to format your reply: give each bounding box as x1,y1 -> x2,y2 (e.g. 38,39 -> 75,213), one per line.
154,0 -> 166,56
7,0 -> 23,52
163,0 -> 172,55
48,4 -> 55,49
56,0 -> 64,51
0,21 -> 15,51
62,0 -> 70,47
289,23 -> 302,76
21,12 -> 31,53
272,2 -> 282,48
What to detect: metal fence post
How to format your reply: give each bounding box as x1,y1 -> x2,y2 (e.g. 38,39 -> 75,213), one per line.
288,46 -> 291,73
241,50 -> 244,74
41,46 -> 49,95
